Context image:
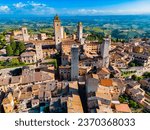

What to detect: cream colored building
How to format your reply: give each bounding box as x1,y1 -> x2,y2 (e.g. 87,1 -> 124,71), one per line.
83,42 -> 100,54
20,51 -> 37,64
38,33 -> 47,40
13,27 -> 29,42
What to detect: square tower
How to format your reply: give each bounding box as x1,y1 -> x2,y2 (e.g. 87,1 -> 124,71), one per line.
61,26 -> 64,39
101,36 -> 111,68
21,27 -> 29,42
35,43 -> 43,62
71,44 -> 79,81
77,22 -> 83,41
54,15 -> 62,50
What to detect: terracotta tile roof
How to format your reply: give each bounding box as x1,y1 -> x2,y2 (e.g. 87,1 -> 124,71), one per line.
41,71 -> 53,81
115,104 -> 131,113
97,104 -> 113,113
69,81 -> 78,90
96,91 -> 112,101
21,71 -> 54,84
67,94 -> 83,113
29,40 -> 55,45
11,76 -> 21,84
100,79 -> 113,87
19,92 -> 32,100
0,77 -> 10,86
34,72 -> 42,82
22,73 -> 34,84
92,74 -> 99,80
96,87 -> 112,100
100,68 -> 110,74
20,51 -> 36,57
87,73 -> 99,80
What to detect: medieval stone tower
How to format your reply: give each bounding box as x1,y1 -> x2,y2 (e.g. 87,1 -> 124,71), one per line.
35,43 -> 43,62
101,35 -> 111,68
21,27 -> 29,42
71,44 -> 79,81
54,15 -> 62,50
77,22 -> 83,41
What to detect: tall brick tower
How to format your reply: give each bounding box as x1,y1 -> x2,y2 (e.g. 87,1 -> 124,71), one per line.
77,22 -> 83,41
54,15 -> 62,50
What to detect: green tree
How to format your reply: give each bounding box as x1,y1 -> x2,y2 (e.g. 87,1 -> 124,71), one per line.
0,44 -> 3,49
0,35 -> 5,41
132,75 -> 143,81
6,45 -> 13,56
54,59 -> 58,68
11,58 -> 19,66
10,36 -> 14,43
128,62 -> 135,67
18,41 -> 25,54
143,72 -> 150,78
14,49 -> 20,56
129,100 -> 138,108
119,96 -> 126,103
10,41 -> 16,52
0,34 -> 6,49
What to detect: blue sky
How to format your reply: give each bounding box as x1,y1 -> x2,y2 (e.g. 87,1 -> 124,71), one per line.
0,0 -> 150,16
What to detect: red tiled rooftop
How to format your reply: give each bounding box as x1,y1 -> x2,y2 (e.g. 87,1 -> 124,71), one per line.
115,104 -> 131,113
100,79 -> 113,87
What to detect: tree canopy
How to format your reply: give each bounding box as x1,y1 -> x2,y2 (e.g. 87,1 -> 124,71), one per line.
6,40 -> 25,56
6,45 -> 13,56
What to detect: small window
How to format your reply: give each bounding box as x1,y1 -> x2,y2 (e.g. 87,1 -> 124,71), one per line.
24,30 -> 27,34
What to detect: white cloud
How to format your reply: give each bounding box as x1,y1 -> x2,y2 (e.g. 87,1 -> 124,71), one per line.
77,9 -> 113,15
11,1 -> 56,16
0,6 -> 10,13
13,1 -> 46,8
27,1 -> 55,15
1,0 -> 150,16
13,2 -> 27,8
118,0 -> 150,14
28,1 -> 46,7
64,0 -> 150,15
30,6 -> 56,15
65,9 -> 117,15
